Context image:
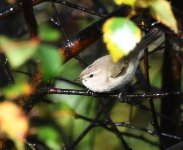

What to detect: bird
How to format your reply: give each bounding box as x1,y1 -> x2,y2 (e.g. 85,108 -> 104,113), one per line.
79,28 -> 161,92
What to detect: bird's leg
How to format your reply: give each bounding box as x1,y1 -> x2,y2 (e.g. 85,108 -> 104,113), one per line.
117,84 -> 131,102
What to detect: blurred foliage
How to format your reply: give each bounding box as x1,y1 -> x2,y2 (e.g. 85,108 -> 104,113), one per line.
37,126 -> 61,150
0,101 -> 28,150
6,0 -> 15,4
114,0 -> 177,33
104,0 -> 177,62
0,0 -> 176,150
0,37 -> 39,68
38,24 -> 61,42
1,82 -> 33,99
35,44 -> 63,81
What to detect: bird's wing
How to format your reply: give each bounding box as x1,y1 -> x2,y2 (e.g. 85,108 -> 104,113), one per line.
110,58 -> 129,78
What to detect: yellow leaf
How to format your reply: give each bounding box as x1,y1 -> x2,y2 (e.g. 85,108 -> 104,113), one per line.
136,0 -> 155,8
0,36 -> 39,68
114,0 -> 136,6
103,17 -> 141,62
2,83 -> 34,99
124,0 -> 177,33
0,102 -> 29,149
149,0 -> 178,33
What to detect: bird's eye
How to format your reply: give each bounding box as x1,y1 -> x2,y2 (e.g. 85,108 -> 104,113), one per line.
88,74 -> 94,78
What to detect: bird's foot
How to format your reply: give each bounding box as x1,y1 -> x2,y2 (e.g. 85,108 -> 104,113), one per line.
86,88 -> 96,96
118,89 -> 128,103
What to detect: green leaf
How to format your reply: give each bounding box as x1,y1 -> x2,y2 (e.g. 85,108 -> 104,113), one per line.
37,126 -> 60,150
1,82 -> 33,99
149,0 -> 178,33
36,44 -> 63,80
48,101 -> 77,118
39,24 -> 61,41
102,17 -> 141,62
0,37 -> 39,68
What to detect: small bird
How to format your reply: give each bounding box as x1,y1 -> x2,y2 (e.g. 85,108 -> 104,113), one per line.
79,28 -> 161,92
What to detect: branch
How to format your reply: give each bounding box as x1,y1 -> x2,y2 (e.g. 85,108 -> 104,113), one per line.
77,113 -> 182,141
95,120 -> 182,141
7,5 -> 131,111
58,5 -> 131,61
144,48 -> 162,145
64,107 -> 104,150
52,0 -> 107,17
0,0 -> 106,21
0,0 -> 43,20
47,87 -> 183,100
0,55 -> 14,84
98,100 -> 131,150
21,0 -> 38,36
161,34 -> 182,147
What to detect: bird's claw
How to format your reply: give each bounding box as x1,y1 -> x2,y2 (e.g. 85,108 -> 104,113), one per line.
118,89 -> 128,103
86,89 -> 96,96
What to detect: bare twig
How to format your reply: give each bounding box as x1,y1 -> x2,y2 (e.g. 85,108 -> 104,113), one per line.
21,0 -> 38,36
52,0 -> 107,17
47,87 -> 183,100
64,107 -> 104,150
144,48 -> 162,148
0,0 -> 106,21
98,100 -> 131,150
161,34 -> 182,148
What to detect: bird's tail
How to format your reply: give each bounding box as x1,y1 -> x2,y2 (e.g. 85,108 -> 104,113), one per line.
129,28 -> 162,61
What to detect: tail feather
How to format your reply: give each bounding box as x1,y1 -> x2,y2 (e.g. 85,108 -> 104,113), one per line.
129,28 -> 162,60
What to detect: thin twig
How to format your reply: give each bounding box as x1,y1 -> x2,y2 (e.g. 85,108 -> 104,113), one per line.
0,0 -> 106,20
55,77 -> 84,88
51,0 -> 107,17
144,48 -> 162,148
99,100 -> 131,150
21,0 -> 38,36
64,107 -> 104,150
